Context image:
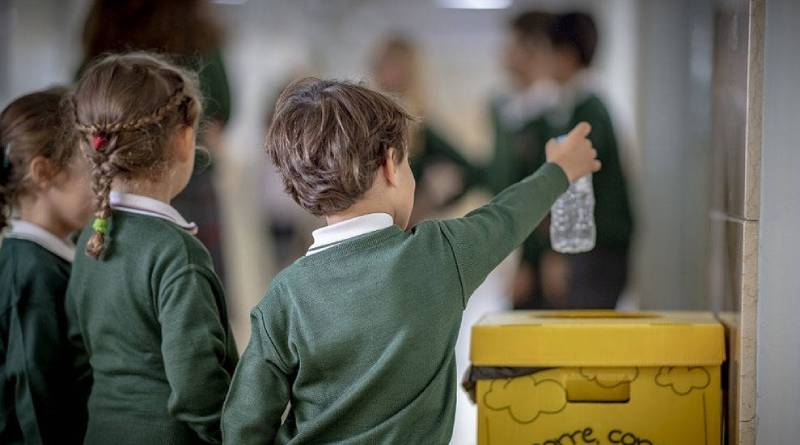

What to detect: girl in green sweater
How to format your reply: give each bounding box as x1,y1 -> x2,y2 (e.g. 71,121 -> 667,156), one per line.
67,53 -> 238,445
0,87 -> 94,444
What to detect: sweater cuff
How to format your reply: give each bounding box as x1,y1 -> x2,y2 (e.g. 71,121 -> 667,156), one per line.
542,162 -> 570,193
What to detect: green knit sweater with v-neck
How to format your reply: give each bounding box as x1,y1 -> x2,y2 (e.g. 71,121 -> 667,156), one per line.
222,162 -> 569,444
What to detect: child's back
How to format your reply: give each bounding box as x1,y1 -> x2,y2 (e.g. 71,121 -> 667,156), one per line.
223,79 -> 599,444
68,208 -> 237,443
67,53 -> 238,445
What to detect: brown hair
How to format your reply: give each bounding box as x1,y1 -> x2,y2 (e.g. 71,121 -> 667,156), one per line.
510,11 -> 554,45
82,0 -> 223,59
0,87 -> 77,231
549,12 -> 598,67
267,78 -> 414,216
72,52 -> 202,258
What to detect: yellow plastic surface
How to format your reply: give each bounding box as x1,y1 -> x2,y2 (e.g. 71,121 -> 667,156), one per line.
471,311 -> 725,367
471,311 -> 725,445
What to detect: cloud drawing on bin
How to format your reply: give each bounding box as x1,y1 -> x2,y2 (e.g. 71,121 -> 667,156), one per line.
579,367 -> 639,388
655,366 -> 711,395
484,377 -> 567,424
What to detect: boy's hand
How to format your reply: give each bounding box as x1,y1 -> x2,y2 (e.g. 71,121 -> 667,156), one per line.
546,122 -> 601,182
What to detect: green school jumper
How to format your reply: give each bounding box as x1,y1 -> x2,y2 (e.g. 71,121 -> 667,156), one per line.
1,236 -> 87,444
222,163 -> 569,444
66,211 -> 238,445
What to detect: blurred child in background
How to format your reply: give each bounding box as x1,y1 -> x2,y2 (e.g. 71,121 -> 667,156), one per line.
371,35 -> 483,224
542,12 -> 634,309
0,87 -> 94,444
489,11 -> 561,308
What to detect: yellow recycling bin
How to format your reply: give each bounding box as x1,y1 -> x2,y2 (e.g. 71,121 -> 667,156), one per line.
470,311 -> 725,445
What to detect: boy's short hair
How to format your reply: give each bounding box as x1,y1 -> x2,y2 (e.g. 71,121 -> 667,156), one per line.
550,12 -> 598,67
267,78 -> 414,216
510,11 -> 554,44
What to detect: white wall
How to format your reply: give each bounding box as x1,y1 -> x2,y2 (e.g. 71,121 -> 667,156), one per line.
0,0 -> 87,104
635,0 -> 713,310
756,0 -> 800,440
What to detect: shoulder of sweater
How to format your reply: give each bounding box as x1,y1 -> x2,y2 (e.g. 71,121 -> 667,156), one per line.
575,94 -> 611,119
1,239 -> 69,303
103,212 -> 215,273
3,238 -> 69,279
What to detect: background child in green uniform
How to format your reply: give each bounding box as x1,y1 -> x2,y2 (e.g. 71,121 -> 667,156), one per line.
489,10 -> 560,308
0,87 -> 94,444
370,35 -> 484,224
222,79 -> 599,444
66,53 -> 238,445
543,12 -> 635,309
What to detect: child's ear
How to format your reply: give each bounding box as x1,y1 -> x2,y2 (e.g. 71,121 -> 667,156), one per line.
382,147 -> 400,187
28,156 -> 56,189
174,126 -> 196,163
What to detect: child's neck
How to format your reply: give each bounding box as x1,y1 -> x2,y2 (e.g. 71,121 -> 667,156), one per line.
17,198 -> 72,240
115,179 -> 178,204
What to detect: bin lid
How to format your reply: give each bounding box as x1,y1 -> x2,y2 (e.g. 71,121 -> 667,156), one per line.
470,310 -> 725,367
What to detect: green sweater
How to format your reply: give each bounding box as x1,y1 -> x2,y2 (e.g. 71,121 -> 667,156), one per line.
0,239 -> 87,444
66,212 -> 238,444
222,163 -> 569,444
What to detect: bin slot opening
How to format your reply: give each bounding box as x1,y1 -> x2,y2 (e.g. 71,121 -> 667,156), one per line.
566,377 -> 631,404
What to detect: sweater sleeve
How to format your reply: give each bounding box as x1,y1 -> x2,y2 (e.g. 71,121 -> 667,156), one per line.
222,305 -> 292,444
158,265 -> 235,444
438,162 -> 569,305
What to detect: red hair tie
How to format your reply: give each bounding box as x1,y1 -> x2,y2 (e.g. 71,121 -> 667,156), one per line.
91,133 -> 108,152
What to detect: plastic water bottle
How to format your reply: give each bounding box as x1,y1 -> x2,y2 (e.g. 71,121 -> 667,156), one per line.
550,136 -> 596,253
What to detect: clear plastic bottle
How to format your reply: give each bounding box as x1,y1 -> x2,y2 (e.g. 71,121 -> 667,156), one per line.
550,138 -> 596,253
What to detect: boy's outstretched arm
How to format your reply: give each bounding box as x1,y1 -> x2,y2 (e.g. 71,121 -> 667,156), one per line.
438,122 -> 600,305
222,305 -> 291,444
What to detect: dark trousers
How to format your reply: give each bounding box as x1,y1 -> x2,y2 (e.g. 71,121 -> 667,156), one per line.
515,248 -> 628,310
566,248 -> 629,309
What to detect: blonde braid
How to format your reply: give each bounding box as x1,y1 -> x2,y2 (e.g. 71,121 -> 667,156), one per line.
74,86 -> 187,136
84,149 -> 116,258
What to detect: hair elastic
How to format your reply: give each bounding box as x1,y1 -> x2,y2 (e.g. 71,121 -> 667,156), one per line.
91,133 -> 108,152
92,217 -> 109,234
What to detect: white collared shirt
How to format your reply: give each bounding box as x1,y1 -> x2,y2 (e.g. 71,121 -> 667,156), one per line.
499,79 -> 560,129
5,220 -> 76,263
547,72 -> 595,129
306,213 -> 394,255
110,191 -> 198,235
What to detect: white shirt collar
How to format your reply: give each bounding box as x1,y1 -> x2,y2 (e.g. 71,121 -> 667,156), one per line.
109,191 -> 198,235
548,72 -> 595,128
307,213 -> 394,255
500,79 -> 560,129
5,219 -> 76,263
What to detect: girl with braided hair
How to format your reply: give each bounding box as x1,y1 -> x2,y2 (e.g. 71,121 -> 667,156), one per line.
0,87 -> 94,444
66,53 -> 238,444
